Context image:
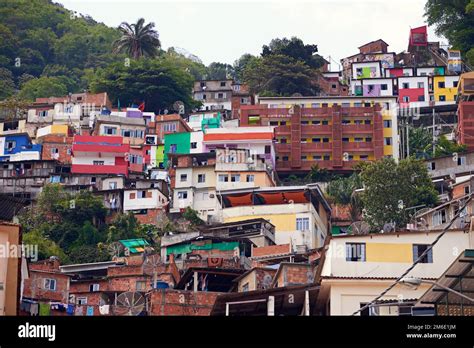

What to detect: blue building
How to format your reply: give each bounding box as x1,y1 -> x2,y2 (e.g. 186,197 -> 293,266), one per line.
0,133 -> 42,162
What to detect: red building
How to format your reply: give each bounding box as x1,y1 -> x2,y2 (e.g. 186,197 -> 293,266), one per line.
458,102 -> 474,151
71,135 -> 130,176
240,104 -> 385,173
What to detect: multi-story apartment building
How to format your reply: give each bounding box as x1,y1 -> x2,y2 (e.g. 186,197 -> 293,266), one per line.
457,72 -> 474,151
317,228 -> 474,315
242,96 -> 398,173
202,127 -> 276,167
169,148 -> 275,220
193,79 -> 234,113
93,115 -> 146,146
71,135 -> 129,176
0,133 -> 42,162
216,184 -> 331,250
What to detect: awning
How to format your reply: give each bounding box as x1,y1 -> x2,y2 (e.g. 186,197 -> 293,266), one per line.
226,193 -> 253,207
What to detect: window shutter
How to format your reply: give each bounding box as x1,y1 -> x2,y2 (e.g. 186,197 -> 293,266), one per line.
412,245 -> 418,262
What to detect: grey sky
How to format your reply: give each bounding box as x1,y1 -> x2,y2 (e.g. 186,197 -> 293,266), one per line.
58,0 -> 445,69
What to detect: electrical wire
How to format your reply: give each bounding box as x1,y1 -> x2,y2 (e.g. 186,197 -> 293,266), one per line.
351,192 -> 472,315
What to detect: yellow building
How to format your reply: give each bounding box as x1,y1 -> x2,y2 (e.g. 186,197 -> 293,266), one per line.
433,75 -> 459,103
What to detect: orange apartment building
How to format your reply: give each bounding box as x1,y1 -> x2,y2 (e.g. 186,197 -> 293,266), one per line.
239,102 -> 395,174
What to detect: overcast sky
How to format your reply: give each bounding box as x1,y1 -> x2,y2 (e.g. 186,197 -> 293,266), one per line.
58,0 -> 445,69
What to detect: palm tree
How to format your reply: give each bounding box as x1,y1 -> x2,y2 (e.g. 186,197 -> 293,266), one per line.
113,18 -> 161,59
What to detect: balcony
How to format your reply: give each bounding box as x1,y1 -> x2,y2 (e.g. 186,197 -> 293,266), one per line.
342,124 -> 373,133
301,125 -> 332,134
275,125 -> 291,134
342,142 -> 374,150
274,143 -> 291,152
302,142 -> 332,151
71,164 -> 128,176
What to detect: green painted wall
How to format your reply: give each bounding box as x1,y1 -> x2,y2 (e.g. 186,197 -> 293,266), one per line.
166,241 -> 240,255
164,132 -> 191,164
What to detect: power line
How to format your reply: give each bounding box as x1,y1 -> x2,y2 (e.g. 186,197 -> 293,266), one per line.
351,193 -> 472,316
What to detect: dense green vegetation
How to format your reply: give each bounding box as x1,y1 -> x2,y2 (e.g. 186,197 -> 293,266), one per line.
425,0 -> 474,66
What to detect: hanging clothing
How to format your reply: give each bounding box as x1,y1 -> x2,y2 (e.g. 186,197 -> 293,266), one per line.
39,303 -> 50,316
67,304 -> 75,315
30,303 -> 39,316
75,306 -> 83,316
99,305 -> 110,315
86,306 -> 94,316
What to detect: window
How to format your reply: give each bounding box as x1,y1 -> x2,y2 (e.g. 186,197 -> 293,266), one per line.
453,81 -> 459,88
428,162 -> 435,170
91,177 -> 96,184
198,174 -> 206,183
402,83 -> 409,89
323,138 -> 329,143
265,145 -> 271,154
50,148 -> 59,155
342,137 -> 349,142
465,185 -> 470,195
67,148 -> 72,155
89,284 -> 100,292
342,119 -> 351,125
282,156 -> 289,161
383,120 -> 392,128
170,144 -> 177,153
301,138 -> 307,144
200,82 -> 206,87
242,283 -> 249,292
109,181 -> 117,190
77,297 -> 87,305
312,138 -> 321,143
122,129 -> 132,137
418,95 -> 425,102
217,93 -> 225,99
270,121 -> 279,126
417,82 -> 424,89
218,174 -> 228,182
301,121 -> 309,125
220,81 -> 226,87
280,121 -> 287,126
191,142 -> 197,149
360,155 -> 369,160
438,81 -> 445,88
314,155 -> 322,160
323,155 -> 330,161
138,190 -> 146,199
403,96 -> 410,102
301,155 -> 307,160
177,191 -> 188,199
163,123 -> 177,132
384,137 -> 392,146
381,84 -> 388,90
104,126 -> 117,135
365,137 -> 372,142
458,157 -> 466,166
312,120 -> 321,125
180,174 -> 187,182
39,110 -> 48,117
202,94 -> 206,100
44,278 -> 56,291
6,141 -> 16,150
231,174 -> 240,182
296,217 -> 310,231
246,174 -> 254,183
439,95 -> 446,101
93,161 -> 104,166
346,243 -> 366,262
136,281 -> 146,291
322,120 -> 329,125
354,137 -> 363,142
432,209 -> 447,226
413,244 -> 433,263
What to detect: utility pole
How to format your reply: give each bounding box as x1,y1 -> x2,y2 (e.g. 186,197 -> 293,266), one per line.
432,108 -> 436,156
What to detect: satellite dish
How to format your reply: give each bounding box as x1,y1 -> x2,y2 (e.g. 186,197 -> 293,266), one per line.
107,242 -> 124,258
349,221 -> 370,235
143,253 -> 161,289
262,274 -> 273,290
112,292 -> 145,316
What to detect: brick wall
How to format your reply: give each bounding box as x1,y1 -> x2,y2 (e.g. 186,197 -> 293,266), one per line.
148,289 -> 221,316
40,135 -> 73,164
252,244 -> 290,258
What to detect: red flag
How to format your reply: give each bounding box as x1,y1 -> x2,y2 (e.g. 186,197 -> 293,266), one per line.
138,102 -> 145,111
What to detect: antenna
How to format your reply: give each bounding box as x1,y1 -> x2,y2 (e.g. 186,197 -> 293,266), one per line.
349,221 -> 370,235
142,252 -> 161,289
262,274 -> 273,290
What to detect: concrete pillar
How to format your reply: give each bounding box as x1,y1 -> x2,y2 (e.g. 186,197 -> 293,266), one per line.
193,271 -> 198,292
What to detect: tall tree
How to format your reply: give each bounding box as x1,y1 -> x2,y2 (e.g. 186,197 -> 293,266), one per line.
206,62 -> 233,80
113,18 -> 161,59
359,158 -> 438,230
262,37 -> 326,69
425,0 -> 474,65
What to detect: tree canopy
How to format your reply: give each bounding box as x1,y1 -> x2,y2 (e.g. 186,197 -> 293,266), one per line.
425,0 -> 474,65
113,18 -> 161,59
358,158 -> 438,231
